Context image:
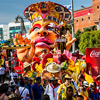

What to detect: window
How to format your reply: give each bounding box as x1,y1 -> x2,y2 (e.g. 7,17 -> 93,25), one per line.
82,18 -> 83,21
88,17 -> 90,19
16,26 -> 20,29
0,28 -> 3,31
9,27 -> 15,30
97,6 -> 99,9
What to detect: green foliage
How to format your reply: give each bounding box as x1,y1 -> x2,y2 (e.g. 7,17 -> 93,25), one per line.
90,25 -> 97,31
7,38 -> 14,45
75,30 -> 83,49
67,25 -> 72,34
83,27 -> 91,32
79,30 -> 100,55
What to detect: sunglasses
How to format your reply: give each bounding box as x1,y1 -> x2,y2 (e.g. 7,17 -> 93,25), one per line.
65,78 -> 71,80
91,85 -> 95,87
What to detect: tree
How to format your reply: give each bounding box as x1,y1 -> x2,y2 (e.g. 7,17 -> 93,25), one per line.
79,30 -> 100,55
67,24 -> 72,34
75,30 -> 83,49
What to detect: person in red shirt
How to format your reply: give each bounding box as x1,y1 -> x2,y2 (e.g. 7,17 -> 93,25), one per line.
88,82 -> 99,100
96,75 -> 100,100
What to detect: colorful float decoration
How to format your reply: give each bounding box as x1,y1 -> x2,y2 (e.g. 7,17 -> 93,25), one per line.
1,1 -> 94,85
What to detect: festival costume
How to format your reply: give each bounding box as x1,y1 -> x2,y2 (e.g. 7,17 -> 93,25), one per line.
57,83 -> 75,100
79,89 -> 89,100
44,83 -> 59,100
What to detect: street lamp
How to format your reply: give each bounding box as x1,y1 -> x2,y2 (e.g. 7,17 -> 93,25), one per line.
81,5 -> 91,15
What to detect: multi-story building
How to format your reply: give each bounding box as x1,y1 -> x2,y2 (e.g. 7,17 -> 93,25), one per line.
0,22 -> 31,42
74,0 -> 100,33
0,25 -> 9,41
8,22 -> 31,39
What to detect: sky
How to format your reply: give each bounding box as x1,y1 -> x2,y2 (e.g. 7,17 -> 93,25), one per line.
0,0 -> 92,24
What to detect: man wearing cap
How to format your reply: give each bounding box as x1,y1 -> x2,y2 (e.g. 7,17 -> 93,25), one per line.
29,78 -> 33,86
77,81 -> 90,100
57,74 -> 75,100
24,77 -> 33,100
44,77 -> 59,100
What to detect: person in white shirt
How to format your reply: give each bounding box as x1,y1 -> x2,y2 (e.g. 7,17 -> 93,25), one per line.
0,65 -> 6,83
44,77 -> 59,100
9,68 -> 18,85
15,80 -> 29,100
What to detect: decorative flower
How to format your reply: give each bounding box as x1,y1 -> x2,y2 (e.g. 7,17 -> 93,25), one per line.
46,58 -> 53,66
35,63 -> 43,74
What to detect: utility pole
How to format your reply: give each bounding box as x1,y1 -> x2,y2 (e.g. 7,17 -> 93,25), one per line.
98,15 -> 100,30
71,0 -> 75,53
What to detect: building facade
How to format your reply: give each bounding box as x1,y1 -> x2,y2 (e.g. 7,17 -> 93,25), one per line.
0,22 -> 31,42
8,22 -> 31,39
0,25 -> 9,41
74,0 -> 100,33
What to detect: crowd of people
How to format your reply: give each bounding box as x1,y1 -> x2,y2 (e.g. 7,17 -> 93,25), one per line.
0,64 -> 100,100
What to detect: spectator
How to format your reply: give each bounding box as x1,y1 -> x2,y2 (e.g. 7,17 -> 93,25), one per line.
15,80 -> 29,100
0,84 -> 9,100
63,86 -> 76,100
22,62 -> 32,78
76,95 -> 84,100
96,75 -> 100,100
32,77 -> 44,100
88,82 -> 99,100
57,74 -> 75,100
24,77 -> 33,99
44,77 -> 59,100
12,76 -> 20,87
77,73 -> 85,87
0,65 -> 6,83
77,81 -> 90,100
28,78 -> 33,86
9,68 -> 18,85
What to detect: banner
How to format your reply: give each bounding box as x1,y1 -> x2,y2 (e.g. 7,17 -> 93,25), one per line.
86,48 -> 100,78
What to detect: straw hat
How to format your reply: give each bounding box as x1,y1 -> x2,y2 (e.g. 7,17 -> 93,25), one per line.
96,75 -> 100,80
50,77 -> 58,81
24,1 -> 71,25
46,62 -> 61,73
23,62 -> 31,69
61,74 -> 72,83
64,74 -> 72,79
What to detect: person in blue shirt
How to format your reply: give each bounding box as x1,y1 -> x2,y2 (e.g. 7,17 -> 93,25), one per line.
24,77 -> 33,100
32,77 -> 44,100
88,82 -> 99,100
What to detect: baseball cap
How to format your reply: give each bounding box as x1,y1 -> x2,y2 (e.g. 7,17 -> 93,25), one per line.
23,77 -> 29,80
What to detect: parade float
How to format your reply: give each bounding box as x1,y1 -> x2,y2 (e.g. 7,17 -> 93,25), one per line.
1,1 -> 94,84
